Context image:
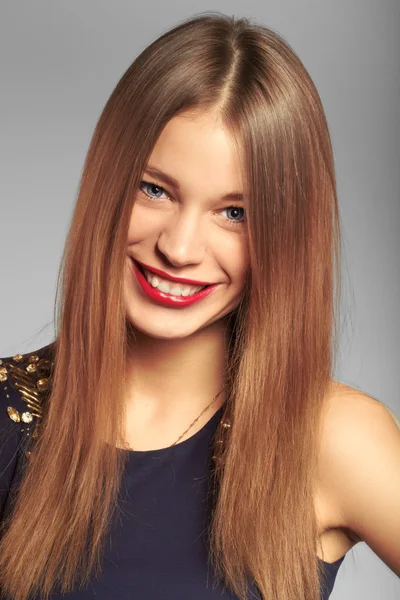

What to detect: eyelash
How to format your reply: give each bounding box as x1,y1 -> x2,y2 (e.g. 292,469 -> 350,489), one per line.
138,180 -> 246,227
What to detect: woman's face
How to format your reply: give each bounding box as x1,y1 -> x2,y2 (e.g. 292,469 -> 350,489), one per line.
124,110 -> 249,340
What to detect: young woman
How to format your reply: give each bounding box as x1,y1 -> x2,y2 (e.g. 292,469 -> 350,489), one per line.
0,12 -> 399,600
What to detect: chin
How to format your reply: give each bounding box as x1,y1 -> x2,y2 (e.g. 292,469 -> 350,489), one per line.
134,325 -> 199,341
125,313 -> 200,340
124,293 -> 239,341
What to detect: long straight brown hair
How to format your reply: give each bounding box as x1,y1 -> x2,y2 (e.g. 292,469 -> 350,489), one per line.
0,12 -> 343,600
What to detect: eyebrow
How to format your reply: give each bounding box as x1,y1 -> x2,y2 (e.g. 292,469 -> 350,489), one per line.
144,165 -> 244,202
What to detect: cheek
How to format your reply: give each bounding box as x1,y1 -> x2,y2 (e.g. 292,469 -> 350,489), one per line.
127,204 -> 164,242
219,236 -> 249,285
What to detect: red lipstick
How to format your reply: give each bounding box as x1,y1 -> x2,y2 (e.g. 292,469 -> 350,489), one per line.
130,259 -> 218,308
136,260 -> 211,286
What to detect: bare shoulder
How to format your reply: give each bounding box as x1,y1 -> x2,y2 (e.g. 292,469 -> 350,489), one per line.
318,380 -> 400,575
320,380 -> 400,452
320,379 -> 398,433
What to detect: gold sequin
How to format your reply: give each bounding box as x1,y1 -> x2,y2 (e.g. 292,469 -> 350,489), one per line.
7,406 -> 21,422
0,366 -> 7,382
36,378 -> 50,392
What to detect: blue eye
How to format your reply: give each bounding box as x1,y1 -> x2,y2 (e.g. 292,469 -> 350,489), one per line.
139,181 -> 169,199
221,206 -> 246,225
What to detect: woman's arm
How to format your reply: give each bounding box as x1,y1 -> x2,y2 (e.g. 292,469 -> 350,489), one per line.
321,391 -> 400,578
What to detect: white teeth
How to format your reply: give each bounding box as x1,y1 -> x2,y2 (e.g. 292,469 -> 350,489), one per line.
169,287 -> 183,296
157,281 -> 172,294
149,276 -> 160,288
143,268 -> 205,297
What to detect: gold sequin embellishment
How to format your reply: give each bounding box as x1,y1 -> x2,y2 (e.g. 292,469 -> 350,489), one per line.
0,350 -> 54,458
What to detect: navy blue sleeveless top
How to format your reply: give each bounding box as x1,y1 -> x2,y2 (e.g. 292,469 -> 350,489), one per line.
0,353 -> 344,599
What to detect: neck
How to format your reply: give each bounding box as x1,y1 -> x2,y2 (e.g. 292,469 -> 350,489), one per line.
124,318 -> 230,421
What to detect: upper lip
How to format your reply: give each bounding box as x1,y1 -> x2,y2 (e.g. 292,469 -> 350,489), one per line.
132,258 -> 212,286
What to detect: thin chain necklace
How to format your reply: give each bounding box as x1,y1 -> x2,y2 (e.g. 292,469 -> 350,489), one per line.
171,387 -> 226,446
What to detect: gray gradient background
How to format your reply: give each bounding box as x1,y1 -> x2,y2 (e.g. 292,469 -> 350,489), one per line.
0,1 -> 399,598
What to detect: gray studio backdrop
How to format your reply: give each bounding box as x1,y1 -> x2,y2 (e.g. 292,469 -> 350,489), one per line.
0,1 -> 399,598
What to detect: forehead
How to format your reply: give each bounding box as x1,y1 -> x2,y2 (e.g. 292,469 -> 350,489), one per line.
146,112 -> 244,196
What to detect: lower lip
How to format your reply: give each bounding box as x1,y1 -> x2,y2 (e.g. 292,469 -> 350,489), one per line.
130,259 -> 218,307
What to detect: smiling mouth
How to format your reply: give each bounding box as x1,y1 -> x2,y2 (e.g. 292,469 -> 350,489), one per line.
133,260 -> 210,298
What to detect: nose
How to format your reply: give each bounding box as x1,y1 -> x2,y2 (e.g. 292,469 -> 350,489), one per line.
156,208 -> 206,267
